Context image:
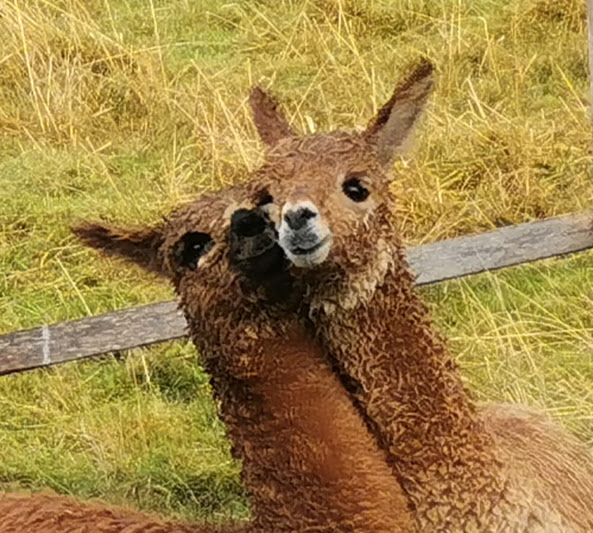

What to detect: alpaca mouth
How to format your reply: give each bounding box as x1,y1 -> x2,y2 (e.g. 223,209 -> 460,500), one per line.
231,231 -> 277,262
278,214 -> 333,268
283,234 -> 332,268
290,235 -> 331,256
229,207 -> 289,280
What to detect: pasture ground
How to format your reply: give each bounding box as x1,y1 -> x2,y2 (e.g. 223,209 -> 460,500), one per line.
0,0 -> 592,522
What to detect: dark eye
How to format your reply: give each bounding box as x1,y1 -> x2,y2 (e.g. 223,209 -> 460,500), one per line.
342,174 -> 370,202
174,232 -> 213,270
255,191 -> 274,207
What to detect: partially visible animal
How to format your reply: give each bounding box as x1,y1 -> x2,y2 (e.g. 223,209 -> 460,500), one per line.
243,60 -> 593,532
0,491 -> 236,533
69,190 -> 416,533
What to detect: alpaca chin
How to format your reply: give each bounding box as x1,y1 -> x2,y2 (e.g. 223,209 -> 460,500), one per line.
278,221 -> 333,268
285,237 -> 332,268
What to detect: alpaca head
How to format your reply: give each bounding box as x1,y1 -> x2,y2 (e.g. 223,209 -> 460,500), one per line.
73,185 -> 283,286
73,188 -> 291,375
250,61 -> 434,284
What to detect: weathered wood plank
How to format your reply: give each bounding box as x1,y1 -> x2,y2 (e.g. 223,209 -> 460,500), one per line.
1,211 -> 592,376
409,211 -> 593,285
0,302 -> 186,375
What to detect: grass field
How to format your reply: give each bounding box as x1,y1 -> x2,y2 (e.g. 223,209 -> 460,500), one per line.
1,0 -> 592,523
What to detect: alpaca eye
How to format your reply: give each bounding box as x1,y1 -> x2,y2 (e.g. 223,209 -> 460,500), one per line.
342,175 -> 370,202
256,192 -> 274,207
175,232 -> 213,270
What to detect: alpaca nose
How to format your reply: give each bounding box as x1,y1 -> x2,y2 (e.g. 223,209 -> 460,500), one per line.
231,209 -> 267,237
283,207 -> 318,231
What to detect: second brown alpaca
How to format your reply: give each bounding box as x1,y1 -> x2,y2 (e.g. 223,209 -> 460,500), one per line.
245,62 -> 593,532
72,192 -> 415,532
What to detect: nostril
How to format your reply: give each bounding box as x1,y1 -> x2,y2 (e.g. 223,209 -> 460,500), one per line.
302,208 -> 317,221
283,207 -> 318,231
231,209 -> 267,237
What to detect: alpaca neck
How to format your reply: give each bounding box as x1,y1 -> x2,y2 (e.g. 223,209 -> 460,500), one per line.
312,244 -> 494,472
196,322 -> 411,533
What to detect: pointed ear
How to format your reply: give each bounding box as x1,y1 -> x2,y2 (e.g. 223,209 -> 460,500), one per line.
249,86 -> 295,147
72,222 -> 166,275
365,59 -> 435,167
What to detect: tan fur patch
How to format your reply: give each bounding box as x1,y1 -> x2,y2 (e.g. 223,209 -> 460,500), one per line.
311,239 -> 394,315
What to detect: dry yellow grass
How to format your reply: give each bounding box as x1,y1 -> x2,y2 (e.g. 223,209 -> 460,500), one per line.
0,0 -> 592,521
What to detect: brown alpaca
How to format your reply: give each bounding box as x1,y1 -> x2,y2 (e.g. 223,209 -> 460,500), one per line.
69,191 -> 415,532
244,62 -> 593,531
0,491 -> 236,533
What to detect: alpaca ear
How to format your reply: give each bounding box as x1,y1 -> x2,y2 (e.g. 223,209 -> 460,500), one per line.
365,59 -> 435,167
249,86 -> 295,147
72,222 -> 166,275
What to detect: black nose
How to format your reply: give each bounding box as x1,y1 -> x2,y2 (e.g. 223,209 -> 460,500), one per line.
283,207 -> 317,231
231,208 -> 267,237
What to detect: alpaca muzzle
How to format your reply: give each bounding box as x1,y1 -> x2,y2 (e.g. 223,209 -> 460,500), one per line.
229,207 -> 288,283
279,201 -> 332,268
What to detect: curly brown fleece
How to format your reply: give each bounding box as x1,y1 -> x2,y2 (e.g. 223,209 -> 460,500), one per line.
247,62 -> 593,532
0,491 -> 236,533
70,191 -> 415,533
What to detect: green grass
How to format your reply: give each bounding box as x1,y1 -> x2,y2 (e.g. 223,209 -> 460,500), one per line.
0,0 -> 592,523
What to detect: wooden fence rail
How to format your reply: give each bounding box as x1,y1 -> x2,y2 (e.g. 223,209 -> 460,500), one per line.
1,210 -> 592,376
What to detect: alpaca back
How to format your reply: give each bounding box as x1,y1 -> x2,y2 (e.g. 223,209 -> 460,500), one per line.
483,403 -> 593,532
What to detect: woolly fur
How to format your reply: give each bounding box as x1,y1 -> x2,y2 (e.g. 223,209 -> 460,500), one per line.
0,491 -> 235,533
71,189 -> 415,533
250,62 -> 593,532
